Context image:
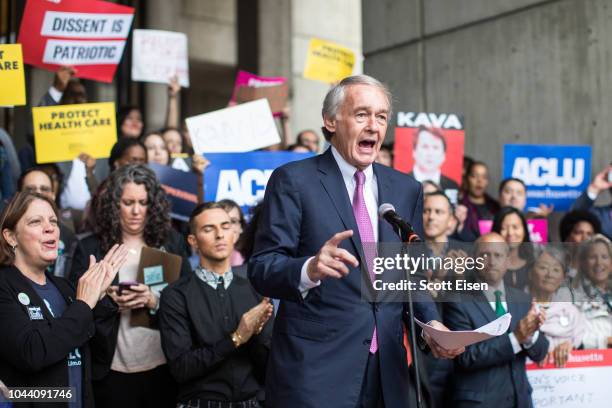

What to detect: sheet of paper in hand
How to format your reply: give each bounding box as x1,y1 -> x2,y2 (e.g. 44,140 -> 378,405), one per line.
415,313 -> 512,350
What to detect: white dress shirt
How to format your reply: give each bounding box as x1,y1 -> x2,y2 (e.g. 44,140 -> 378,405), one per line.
299,147 -> 379,295
483,281 -> 539,353
412,166 -> 441,186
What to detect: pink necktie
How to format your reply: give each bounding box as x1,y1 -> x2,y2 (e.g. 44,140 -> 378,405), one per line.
353,170 -> 378,353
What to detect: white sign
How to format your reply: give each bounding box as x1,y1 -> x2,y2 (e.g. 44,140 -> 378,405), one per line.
527,350 -> 612,408
41,11 -> 133,39
131,29 -> 189,87
186,99 -> 280,154
43,39 -> 126,65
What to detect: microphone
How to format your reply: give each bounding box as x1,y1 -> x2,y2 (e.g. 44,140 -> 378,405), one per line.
378,203 -> 422,242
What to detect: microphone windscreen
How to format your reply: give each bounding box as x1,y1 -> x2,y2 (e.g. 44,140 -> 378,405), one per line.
378,203 -> 395,218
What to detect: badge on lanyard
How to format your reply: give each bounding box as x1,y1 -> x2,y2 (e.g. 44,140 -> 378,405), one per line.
27,306 -> 44,321
18,292 -> 30,306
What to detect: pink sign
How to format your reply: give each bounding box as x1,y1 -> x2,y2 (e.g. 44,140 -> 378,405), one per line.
527,218 -> 548,243
230,70 -> 287,115
478,219 -> 548,243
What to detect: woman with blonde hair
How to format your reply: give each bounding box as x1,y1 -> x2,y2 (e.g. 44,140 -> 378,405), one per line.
572,234 -> 612,349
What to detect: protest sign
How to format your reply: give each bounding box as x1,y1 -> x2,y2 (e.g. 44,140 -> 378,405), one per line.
394,112 -> 464,203
230,70 -> 285,99
18,0 -> 134,83
478,219 -> 548,243
0,44 -> 26,106
186,99 -> 280,154
149,163 -> 198,221
303,38 -> 355,83
526,349 -> 612,407
503,144 -> 591,211
131,29 -> 189,87
203,151 -> 314,214
235,83 -> 289,116
32,102 -> 117,163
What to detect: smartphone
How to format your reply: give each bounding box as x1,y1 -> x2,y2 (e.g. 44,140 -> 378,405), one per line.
118,281 -> 139,295
608,170 -> 612,183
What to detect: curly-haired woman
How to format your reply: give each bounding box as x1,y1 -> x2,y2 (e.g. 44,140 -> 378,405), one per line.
69,164 -> 191,408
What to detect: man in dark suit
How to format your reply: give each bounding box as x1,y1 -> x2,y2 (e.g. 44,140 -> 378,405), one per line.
407,126 -> 459,191
249,75 -> 463,408
444,233 -> 549,408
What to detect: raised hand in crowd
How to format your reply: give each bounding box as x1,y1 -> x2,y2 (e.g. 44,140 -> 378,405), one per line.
454,204 -> 468,232
166,75 -> 181,128
53,65 -> 76,92
514,301 -> 546,344
232,297 -> 274,347
192,154 -> 210,175
587,164 -> 612,197
307,230 -> 359,282
78,152 -> 96,172
168,75 -> 181,98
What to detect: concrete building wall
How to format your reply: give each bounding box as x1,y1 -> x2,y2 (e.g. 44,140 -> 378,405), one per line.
288,0 -> 362,141
363,0 -> 612,195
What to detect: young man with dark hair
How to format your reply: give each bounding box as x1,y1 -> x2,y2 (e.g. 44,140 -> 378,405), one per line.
159,202 -> 273,408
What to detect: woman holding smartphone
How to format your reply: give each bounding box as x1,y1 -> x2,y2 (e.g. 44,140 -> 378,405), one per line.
0,192 -> 127,408
69,165 -> 190,408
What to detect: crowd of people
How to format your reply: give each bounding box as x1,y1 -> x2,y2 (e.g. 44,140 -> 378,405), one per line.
0,69 -> 610,408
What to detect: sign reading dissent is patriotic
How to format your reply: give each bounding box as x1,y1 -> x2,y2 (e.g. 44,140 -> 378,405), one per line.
18,0 -> 134,83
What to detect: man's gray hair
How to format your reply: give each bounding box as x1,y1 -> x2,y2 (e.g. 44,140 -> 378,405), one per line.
321,75 -> 393,141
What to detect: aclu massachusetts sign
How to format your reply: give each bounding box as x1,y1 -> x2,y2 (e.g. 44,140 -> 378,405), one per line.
503,144 -> 591,211
203,151 -> 314,214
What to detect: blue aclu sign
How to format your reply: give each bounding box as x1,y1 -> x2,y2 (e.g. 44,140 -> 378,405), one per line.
203,151 -> 314,214
503,144 -> 591,211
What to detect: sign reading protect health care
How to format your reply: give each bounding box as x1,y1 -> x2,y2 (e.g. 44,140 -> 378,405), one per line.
0,44 -> 26,106
303,38 -> 355,84
32,102 -> 117,163
503,144 -> 591,211
17,0 -> 134,83
203,152 -> 314,214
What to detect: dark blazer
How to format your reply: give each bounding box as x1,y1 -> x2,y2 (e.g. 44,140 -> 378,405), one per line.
408,171 -> 459,191
159,265 -> 272,403
68,229 -> 192,380
444,286 -> 549,408
0,265 -> 117,408
571,190 -> 612,240
248,148 -> 439,408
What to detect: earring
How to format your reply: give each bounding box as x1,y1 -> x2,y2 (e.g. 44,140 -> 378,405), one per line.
11,245 -> 17,253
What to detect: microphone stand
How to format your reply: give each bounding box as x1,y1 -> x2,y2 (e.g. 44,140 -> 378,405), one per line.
397,228 -> 424,408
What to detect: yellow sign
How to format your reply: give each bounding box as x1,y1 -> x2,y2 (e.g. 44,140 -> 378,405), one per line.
33,102 -> 117,164
303,38 -> 355,84
0,44 -> 26,106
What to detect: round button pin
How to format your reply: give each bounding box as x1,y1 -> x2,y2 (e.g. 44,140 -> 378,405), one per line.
18,292 -> 30,306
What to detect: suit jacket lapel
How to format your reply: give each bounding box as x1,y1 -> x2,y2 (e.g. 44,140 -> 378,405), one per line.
374,164 -> 398,244
473,291 -> 497,323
